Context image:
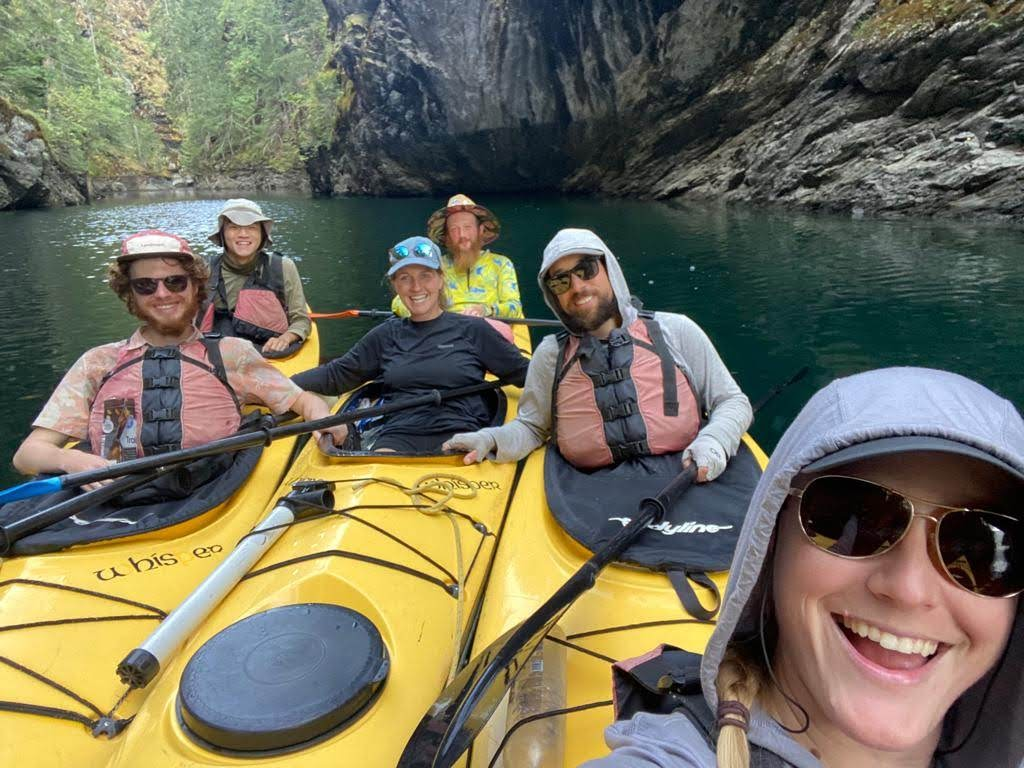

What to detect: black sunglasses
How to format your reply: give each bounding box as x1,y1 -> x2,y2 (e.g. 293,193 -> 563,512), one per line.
129,275 -> 191,295
544,255 -> 601,295
790,474 -> 1022,598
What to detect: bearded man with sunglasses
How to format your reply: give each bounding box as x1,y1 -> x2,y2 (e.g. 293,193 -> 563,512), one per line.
445,228 -> 752,481
13,230 -> 343,480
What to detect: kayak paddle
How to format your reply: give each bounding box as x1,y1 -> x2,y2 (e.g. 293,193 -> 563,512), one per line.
309,307 -> 563,328
397,365 -> 812,767
0,378 -> 513,505
397,464 -> 697,767
117,482 -> 334,691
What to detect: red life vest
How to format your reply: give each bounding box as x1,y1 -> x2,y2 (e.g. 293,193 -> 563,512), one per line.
551,315 -> 701,469
87,336 -> 242,458
200,251 -> 291,346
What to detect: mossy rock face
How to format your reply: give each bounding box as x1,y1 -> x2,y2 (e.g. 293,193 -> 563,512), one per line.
855,0 -> 1023,41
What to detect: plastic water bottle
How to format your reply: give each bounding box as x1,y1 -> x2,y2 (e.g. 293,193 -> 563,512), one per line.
495,626 -> 567,767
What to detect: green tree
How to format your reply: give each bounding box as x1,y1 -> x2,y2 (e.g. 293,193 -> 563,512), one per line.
0,0 -> 165,175
152,0 -> 341,172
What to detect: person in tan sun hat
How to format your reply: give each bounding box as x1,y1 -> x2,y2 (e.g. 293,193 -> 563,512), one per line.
199,198 -> 311,357
389,194 -> 524,320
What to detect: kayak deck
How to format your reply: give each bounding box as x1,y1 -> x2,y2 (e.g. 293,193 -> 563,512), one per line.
467,434 -> 769,767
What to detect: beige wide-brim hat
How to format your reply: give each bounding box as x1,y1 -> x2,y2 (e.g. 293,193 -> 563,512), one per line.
426,193 -> 500,248
208,198 -> 274,246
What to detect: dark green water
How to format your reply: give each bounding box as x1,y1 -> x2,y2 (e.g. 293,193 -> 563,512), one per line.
0,193 -> 1022,486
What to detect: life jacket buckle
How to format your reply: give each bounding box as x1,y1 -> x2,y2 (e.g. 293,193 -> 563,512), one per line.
601,401 -> 639,421
142,376 -> 181,389
610,439 -> 651,462
590,366 -> 629,387
144,407 -> 181,422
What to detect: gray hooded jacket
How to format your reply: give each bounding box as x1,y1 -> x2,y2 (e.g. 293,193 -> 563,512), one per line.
583,367 -> 1024,767
459,229 -> 752,471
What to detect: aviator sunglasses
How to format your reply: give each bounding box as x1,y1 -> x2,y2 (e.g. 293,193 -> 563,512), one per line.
790,474 -> 1022,598
544,255 -> 601,295
389,241 -> 437,262
129,275 -> 191,295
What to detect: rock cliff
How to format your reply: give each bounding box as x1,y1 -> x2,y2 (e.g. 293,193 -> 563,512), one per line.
0,101 -> 86,210
315,0 -> 1024,220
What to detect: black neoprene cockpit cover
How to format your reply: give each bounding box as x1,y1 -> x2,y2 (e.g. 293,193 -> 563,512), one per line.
0,446 -> 262,555
544,443 -> 761,571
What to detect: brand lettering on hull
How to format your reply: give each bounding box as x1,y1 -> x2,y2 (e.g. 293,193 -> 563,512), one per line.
608,517 -> 734,536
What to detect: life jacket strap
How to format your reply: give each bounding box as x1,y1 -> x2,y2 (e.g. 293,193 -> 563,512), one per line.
641,318 -> 679,418
144,407 -> 181,422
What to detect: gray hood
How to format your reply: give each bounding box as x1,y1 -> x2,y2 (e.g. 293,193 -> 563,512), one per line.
701,367 -> 1024,767
537,228 -> 637,333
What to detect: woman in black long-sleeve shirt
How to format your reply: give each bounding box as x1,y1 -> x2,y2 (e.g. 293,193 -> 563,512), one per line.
293,236 -> 529,453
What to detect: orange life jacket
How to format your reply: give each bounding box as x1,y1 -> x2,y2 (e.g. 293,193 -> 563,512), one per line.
88,336 -> 242,458
551,315 -> 701,469
200,251 -> 291,347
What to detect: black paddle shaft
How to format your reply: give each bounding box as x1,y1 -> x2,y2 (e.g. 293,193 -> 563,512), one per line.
398,464 -> 697,767
39,379 -> 510,493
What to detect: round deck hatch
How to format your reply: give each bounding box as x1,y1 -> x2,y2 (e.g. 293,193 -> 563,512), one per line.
178,603 -> 389,753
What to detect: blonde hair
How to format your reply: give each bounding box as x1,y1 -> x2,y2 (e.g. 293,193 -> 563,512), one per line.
714,647 -> 765,768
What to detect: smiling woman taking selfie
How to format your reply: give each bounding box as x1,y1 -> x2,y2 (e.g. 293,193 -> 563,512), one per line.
584,367 -> 1023,768
292,236 -> 529,454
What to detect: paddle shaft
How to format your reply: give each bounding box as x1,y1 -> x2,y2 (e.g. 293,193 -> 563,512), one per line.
309,308 -> 563,328
4,379 -> 509,499
401,465 -> 697,767
117,486 -> 333,689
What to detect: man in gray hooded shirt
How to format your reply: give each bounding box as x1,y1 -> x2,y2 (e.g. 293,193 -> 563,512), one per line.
582,367 -> 1024,768
444,228 -> 752,480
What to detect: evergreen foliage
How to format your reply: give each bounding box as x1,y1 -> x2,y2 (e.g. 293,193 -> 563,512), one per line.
0,0 -> 165,175
0,0 -> 340,177
151,0 -> 341,173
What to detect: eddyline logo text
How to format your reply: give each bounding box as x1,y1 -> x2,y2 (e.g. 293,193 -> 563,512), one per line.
608,518 -> 734,536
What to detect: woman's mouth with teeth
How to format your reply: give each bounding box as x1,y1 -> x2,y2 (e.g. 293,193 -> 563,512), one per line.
838,615 -> 941,669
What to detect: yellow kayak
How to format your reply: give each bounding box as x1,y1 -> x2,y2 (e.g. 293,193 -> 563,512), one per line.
0,325 -> 322,768
464,435 -> 769,767
3,323 -> 530,767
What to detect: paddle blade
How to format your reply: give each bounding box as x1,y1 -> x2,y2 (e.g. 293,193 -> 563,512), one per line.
398,617 -> 557,768
0,476 -> 62,504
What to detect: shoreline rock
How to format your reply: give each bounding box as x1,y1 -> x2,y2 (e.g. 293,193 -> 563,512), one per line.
0,101 -> 87,211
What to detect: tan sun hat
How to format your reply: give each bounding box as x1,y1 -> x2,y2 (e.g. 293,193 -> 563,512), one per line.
208,198 -> 274,246
426,193 -> 500,248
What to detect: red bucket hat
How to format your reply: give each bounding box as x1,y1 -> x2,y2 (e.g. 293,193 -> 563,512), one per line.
426,194 -> 500,248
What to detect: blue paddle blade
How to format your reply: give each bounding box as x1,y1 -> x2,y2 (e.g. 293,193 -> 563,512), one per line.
0,476 -> 63,504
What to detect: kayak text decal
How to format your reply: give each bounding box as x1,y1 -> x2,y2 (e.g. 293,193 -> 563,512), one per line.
433,478 -> 502,491
608,517 -> 734,536
93,543 -> 224,581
